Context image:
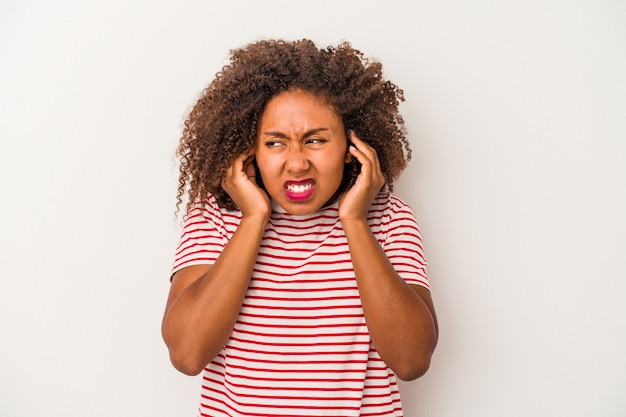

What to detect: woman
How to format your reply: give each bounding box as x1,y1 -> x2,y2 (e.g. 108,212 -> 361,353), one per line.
162,39 -> 438,416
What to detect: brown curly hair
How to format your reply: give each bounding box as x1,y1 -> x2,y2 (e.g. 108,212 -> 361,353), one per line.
176,38 -> 411,215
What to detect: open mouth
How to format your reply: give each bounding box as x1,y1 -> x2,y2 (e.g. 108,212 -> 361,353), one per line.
284,179 -> 315,201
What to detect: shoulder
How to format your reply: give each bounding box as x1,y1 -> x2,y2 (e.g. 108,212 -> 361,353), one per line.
370,191 -> 415,216
183,194 -> 242,230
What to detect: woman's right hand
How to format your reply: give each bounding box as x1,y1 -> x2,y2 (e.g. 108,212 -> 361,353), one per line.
164,151 -> 271,375
221,152 -> 271,218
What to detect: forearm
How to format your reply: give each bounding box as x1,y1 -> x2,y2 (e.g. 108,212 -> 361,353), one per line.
162,215 -> 268,375
342,218 -> 438,380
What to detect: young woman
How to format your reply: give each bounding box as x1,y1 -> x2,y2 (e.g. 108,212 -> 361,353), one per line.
162,39 -> 438,417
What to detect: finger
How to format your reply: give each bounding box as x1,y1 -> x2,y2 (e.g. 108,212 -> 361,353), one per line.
234,153 -> 251,173
351,133 -> 383,168
348,133 -> 384,185
224,153 -> 248,183
243,157 -> 257,180
349,132 -> 374,155
348,134 -> 376,169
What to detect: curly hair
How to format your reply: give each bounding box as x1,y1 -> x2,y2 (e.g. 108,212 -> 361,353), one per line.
176,38 -> 411,215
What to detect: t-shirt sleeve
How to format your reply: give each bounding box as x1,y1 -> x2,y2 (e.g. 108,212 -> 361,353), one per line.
171,197 -> 226,277
384,195 -> 430,290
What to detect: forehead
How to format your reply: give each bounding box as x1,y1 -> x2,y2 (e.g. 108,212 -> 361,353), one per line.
259,89 -> 342,127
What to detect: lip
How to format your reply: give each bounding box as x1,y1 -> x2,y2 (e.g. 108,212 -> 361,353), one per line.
284,179 -> 316,202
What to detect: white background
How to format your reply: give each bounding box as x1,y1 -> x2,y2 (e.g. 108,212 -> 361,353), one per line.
1,0 -> 624,416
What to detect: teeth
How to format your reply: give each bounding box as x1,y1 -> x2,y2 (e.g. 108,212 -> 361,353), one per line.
287,183 -> 313,193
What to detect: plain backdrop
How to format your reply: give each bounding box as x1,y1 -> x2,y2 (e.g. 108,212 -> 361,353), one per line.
1,0 -> 624,416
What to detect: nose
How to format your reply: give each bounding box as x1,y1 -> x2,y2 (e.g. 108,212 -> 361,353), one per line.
285,145 -> 309,174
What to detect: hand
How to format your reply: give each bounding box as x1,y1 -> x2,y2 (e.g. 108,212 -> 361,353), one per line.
338,132 -> 385,221
221,152 -> 271,218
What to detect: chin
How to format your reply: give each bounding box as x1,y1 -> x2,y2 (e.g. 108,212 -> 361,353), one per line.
278,200 -> 322,215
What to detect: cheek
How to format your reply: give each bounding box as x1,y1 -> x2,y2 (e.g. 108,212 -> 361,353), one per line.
316,158 -> 347,186
329,151 -> 349,172
254,155 -> 276,183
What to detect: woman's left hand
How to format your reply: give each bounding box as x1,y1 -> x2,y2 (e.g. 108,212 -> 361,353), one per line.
338,132 -> 385,221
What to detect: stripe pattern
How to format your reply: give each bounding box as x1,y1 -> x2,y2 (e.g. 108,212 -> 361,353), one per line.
172,192 -> 428,416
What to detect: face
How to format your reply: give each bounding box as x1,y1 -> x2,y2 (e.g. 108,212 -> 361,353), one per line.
254,89 -> 350,215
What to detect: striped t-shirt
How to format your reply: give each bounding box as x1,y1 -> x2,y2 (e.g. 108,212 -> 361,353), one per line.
172,192 -> 429,417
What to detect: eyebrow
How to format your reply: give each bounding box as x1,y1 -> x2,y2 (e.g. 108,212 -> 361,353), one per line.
260,128 -> 330,139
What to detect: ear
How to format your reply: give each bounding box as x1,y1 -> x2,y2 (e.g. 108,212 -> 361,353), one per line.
344,141 -> 353,163
344,130 -> 355,163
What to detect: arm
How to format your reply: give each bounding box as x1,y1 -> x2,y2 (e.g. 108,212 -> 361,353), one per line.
341,219 -> 438,380
161,153 -> 270,375
339,134 -> 438,381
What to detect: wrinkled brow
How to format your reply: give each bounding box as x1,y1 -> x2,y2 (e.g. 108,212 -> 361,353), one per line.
260,128 -> 330,139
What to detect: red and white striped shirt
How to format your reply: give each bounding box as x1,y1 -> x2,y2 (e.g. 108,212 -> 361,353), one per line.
172,192 -> 429,417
